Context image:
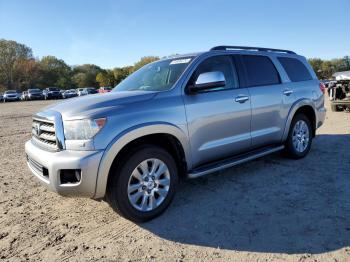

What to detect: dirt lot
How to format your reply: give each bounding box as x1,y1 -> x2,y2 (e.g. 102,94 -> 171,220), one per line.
0,97 -> 349,261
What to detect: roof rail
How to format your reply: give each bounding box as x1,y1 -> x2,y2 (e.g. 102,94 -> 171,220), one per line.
210,46 -> 296,54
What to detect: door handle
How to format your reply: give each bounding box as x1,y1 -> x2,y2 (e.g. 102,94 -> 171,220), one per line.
283,89 -> 293,96
235,95 -> 249,103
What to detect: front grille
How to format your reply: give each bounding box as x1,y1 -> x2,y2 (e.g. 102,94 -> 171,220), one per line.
32,118 -> 58,150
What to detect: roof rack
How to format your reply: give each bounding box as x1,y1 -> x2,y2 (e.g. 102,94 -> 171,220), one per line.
210,45 -> 296,54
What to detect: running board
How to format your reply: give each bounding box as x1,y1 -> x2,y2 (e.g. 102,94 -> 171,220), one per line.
188,145 -> 285,179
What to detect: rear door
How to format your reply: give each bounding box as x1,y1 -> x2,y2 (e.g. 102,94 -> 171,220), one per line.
240,55 -> 290,148
183,55 -> 251,167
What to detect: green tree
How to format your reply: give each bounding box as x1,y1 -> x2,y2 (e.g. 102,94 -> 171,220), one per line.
38,56 -> 72,89
71,72 -> 87,88
308,56 -> 350,79
16,59 -> 40,90
0,39 -> 33,89
132,56 -> 159,72
308,58 -> 323,75
72,64 -> 103,88
96,70 -> 115,87
113,66 -> 132,85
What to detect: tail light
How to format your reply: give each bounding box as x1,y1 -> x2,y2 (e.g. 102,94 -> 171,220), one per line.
319,82 -> 326,94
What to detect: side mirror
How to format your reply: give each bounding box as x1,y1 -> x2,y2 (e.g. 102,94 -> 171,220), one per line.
189,71 -> 226,93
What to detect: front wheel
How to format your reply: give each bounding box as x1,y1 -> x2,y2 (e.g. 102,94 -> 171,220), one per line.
284,114 -> 312,159
106,146 -> 178,222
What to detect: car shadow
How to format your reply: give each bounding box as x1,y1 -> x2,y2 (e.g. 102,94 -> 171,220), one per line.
139,134 -> 350,254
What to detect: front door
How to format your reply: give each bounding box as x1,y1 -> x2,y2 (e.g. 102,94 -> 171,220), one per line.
183,55 -> 252,167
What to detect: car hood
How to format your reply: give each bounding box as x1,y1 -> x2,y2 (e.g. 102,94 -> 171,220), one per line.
44,91 -> 157,119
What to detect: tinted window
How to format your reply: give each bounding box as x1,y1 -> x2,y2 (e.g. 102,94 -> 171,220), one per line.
28,89 -> 41,93
242,55 -> 280,86
278,57 -> 313,82
191,55 -> 238,91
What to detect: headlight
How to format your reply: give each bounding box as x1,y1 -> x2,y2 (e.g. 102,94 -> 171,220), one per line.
64,118 -> 106,140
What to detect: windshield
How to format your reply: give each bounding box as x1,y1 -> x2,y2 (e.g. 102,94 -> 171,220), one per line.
5,90 -> 16,94
48,88 -> 59,91
28,89 -> 41,93
113,57 -> 192,92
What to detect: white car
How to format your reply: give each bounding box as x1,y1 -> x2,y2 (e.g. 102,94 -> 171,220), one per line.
76,88 -> 85,96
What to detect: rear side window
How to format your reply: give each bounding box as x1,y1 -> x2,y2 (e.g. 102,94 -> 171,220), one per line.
278,57 -> 313,82
242,55 -> 280,87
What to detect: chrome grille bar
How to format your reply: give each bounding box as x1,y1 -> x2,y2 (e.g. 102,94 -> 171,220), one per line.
27,156 -> 43,175
32,118 -> 58,150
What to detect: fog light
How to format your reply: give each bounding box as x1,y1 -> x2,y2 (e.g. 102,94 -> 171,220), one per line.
43,168 -> 49,177
60,169 -> 81,184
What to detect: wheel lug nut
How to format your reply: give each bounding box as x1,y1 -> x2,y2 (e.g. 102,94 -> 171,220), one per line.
144,177 -> 149,182
151,176 -> 155,180
142,186 -> 146,190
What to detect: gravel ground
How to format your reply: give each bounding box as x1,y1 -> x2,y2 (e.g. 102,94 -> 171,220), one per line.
0,97 -> 349,261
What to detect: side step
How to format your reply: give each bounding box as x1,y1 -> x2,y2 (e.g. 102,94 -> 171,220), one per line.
188,145 -> 285,179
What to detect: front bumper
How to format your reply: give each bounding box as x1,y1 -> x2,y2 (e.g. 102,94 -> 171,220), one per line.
28,95 -> 43,100
4,96 -> 19,101
25,139 -> 104,198
47,93 -> 61,98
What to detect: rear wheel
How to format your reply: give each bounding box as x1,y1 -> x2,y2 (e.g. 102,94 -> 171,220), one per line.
106,146 -> 178,222
284,114 -> 312,159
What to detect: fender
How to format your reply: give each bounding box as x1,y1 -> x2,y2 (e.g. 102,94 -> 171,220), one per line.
93,122 -> 190,199
281,98 -> 316,141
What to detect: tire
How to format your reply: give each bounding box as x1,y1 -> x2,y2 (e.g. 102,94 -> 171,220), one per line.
284,114 -> 312,159
106,145 -> 178,222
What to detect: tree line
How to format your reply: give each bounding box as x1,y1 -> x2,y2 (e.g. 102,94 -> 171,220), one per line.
1,38 -> 349,92
308,56 -> 350,80
0,39 -> 159,92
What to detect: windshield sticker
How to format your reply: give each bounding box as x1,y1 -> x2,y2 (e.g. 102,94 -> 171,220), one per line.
170,58 -> 191,65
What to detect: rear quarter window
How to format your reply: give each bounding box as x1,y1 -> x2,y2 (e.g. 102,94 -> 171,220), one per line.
278,57 -> 313,82
241,55 -> 280,87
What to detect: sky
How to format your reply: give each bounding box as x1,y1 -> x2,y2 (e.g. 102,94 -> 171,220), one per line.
0,0 -> 349,69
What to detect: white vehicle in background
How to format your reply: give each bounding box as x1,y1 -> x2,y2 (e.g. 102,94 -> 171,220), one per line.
62,89 -> 78,99
77,88 -> 85,96
21,91 -> 28,101
81,87 -> 98,95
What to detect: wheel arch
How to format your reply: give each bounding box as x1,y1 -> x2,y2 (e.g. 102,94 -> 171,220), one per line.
94,123 -> 190,199
282,99 -> 317,141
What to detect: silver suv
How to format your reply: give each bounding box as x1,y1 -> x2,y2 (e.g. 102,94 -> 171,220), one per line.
25,46 -> 326,222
